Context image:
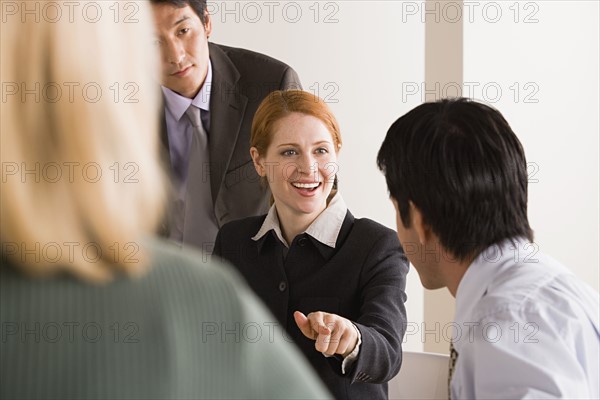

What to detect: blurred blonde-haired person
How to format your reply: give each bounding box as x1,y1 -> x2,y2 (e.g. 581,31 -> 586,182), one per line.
0,2 -> 329,399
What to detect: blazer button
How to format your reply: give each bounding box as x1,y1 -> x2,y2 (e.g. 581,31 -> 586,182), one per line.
298,237 -> 307,247
278,281 -> 287,292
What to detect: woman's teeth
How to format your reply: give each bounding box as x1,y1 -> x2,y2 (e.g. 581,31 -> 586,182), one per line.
292,182 -> 320,189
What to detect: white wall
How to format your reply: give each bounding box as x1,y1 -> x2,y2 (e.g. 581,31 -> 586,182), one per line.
210,0 -> 426,351
464,0 -> 599,290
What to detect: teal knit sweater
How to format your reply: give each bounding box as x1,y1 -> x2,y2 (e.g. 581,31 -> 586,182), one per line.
0,238 -> 330,400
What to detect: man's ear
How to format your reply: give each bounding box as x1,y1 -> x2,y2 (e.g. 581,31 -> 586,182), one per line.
204,11 -> 212,38
410,202 -> 430,245
250,147 -> 265,177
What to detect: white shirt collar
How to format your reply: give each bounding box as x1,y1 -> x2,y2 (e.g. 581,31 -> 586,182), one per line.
454,237 -> 542,351
252,193 -> 348,248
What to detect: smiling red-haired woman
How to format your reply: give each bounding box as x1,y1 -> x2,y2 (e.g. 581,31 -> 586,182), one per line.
214,89 -> 409,400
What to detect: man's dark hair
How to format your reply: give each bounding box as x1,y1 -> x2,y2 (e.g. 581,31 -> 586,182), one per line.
377,98 -> 534,261
150,0 -> 208,26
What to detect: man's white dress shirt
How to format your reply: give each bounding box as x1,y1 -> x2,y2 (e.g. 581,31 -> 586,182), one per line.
451,238 -> 599,399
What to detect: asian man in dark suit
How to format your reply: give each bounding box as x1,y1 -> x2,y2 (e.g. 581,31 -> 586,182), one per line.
151,0 -> 301,253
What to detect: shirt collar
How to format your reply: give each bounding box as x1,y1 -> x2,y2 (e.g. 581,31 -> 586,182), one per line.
252,193 -> 348,249
252,205 -> 287,248
453,237 -> 530,350
161,60 -> 212,121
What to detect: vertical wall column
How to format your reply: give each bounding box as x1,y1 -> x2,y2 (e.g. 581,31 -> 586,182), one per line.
423,0 -> 463,354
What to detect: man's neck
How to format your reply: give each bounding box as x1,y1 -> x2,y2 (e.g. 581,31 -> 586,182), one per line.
441,250 -> 475,297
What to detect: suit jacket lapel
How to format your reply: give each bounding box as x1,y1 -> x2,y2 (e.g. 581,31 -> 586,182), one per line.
159,104 -> 172,168
157,102 -> 173,237
207,43 -> 248,204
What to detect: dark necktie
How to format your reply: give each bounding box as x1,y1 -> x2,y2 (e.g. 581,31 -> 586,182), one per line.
184,105 -> 208,160
448,341 -> 458,399
181,105 -> 218,251
171,123 -> 192,185
172,106 -> 209,184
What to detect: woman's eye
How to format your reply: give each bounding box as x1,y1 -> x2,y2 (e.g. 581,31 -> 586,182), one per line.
282,149 -> 297,156
315,147 -> 329,154
178,28 -> 190,35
